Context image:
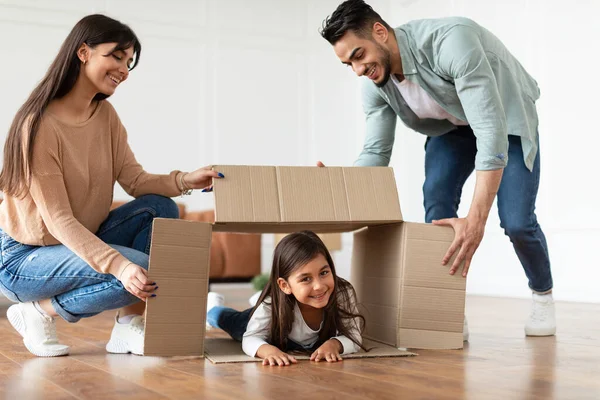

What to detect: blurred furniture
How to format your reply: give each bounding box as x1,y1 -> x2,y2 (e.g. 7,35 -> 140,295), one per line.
111,200 -> 261,281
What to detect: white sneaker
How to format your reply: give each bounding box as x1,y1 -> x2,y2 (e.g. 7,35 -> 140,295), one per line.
249,291 -> 261,307
463,316 -> 469,342
525,293 -> 556,336
206,292 -> 225,329
105,314 -> 145,355
7,302 -> 70,357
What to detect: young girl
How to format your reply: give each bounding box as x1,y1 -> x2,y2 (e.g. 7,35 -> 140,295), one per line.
0,14 -> 222,357
207,231 -> 365,366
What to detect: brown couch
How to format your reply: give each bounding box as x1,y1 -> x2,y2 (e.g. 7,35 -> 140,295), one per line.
110,201 -> 261,281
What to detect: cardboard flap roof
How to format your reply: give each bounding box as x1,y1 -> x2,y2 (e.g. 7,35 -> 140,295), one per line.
212,166 -> 403,233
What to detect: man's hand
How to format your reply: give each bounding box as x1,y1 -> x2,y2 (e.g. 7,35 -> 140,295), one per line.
433,169 -> 503,277
432,216 -> 485,277
316,161 -> 326,167
310,339 -> 343,362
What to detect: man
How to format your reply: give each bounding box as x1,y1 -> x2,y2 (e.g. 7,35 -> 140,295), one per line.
319,0 -> 555,337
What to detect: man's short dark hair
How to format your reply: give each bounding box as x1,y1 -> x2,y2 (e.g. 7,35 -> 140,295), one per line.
320,0 -> 391,45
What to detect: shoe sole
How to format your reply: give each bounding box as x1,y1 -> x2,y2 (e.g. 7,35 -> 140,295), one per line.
106,338 -> 143,356
7,306 -> 69,357
525,328 -> 556,336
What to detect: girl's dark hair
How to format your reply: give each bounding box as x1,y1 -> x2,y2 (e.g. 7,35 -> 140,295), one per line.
0,14 -> 141,198
320,0 -> 392,45
251,231 -> 366,353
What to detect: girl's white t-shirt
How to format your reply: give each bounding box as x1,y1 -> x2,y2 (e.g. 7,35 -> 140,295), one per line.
242,292 -> 361,357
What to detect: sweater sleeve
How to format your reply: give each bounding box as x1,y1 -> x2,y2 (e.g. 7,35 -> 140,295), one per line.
242,301 -> 272,357
29,124 -> 131,277
110,106 -> 182,198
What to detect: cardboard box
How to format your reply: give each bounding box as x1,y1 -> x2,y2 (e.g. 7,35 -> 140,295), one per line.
142,166 -> 465,356
274,233 -> 342,251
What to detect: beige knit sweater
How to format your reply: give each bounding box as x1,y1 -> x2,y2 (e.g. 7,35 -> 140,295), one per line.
0,101 -> 181,277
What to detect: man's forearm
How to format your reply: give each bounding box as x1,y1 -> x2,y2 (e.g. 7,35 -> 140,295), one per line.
468,169 -> 503,223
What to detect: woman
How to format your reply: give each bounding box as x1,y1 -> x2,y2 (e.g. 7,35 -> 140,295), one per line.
0,14 -> 221,357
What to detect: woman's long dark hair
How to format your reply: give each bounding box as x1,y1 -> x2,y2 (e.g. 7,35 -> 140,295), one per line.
0,14 -> 141,198
252,231 -> 366,352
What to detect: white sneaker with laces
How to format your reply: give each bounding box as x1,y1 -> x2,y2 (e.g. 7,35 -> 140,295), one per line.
7,302 -> 70,357
525,293 -> 556,336
105,314 -> 145,355
206,292 -> 225,329
463,316 -> 469,342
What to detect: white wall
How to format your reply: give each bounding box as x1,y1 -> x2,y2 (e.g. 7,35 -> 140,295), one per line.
0,0 -> 597,303
385,0 -> 600,303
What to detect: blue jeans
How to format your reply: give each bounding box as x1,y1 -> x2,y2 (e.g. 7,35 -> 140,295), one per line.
423,126 -> 552,292
207,306 -> 312,352
0,194 -> 179,322
207,306 -> 252,342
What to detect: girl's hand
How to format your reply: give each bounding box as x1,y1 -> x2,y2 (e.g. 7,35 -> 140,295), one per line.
310,339 -> 343,362
117,263 -> 157,302
182,166 -> 224,191
257,344 -> 297,366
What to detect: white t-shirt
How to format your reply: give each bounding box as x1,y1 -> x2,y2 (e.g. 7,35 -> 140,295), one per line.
391,74 -> 468,126
242,292 -> 362,357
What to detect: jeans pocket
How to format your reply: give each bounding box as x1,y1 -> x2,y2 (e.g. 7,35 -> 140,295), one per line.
1,235 -> 33,259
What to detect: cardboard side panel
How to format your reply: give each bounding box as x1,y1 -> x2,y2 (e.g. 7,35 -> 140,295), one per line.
351,224 -> 403,346
145,246 -> 209,279
402,223 -> 466,291
212,166 -> 403,226
343,167 -> 403,221
398,287 -> 465,332
277,167 -> 349,222
403,222 -> 455,242
275,233 -> 342,251
150,219 -> 212,248
327,167 -> 351,221
396,222 -> 467,349
360,303 -> 399,330
212,222 -> 374,234
362,323 -> 398,347
144,219 -> 211,357
213,166 -> 280,222
144,334 -> 204,357
397,329 -> 464,350
149,278 -> 208,299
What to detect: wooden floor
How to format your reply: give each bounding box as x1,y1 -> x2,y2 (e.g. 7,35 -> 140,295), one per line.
0,294 -> 598,400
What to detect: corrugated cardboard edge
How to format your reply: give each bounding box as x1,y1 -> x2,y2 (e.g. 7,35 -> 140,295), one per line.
212,166 -> 403,227
143,218 -> 212,357
203,338 -> 416,364
396,223 -> 465,350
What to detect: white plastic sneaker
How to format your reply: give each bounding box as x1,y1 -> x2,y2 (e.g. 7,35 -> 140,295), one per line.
249,291 -> 261,307
206,292 -> 225,329
525,293 -> 556,336
6,302 -> 70,357
463,316 -> 469,342
105,315 -> 145,355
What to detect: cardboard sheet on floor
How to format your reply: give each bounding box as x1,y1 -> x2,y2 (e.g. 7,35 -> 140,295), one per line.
203,338 -> 416,364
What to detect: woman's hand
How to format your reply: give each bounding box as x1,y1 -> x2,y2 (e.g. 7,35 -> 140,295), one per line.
310,339 -> 343,362
182,166 -> 224,192
117,263 -> 157,302
256,344 -> 297,366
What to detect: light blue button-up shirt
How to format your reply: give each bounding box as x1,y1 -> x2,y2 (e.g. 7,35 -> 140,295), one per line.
355,17 -> 540,171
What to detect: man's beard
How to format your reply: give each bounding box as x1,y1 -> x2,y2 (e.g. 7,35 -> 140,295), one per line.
374,43 -> 392,88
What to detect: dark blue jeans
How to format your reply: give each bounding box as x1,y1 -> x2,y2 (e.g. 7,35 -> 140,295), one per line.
0,194 -> 179,322
423,126 -> 552,292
